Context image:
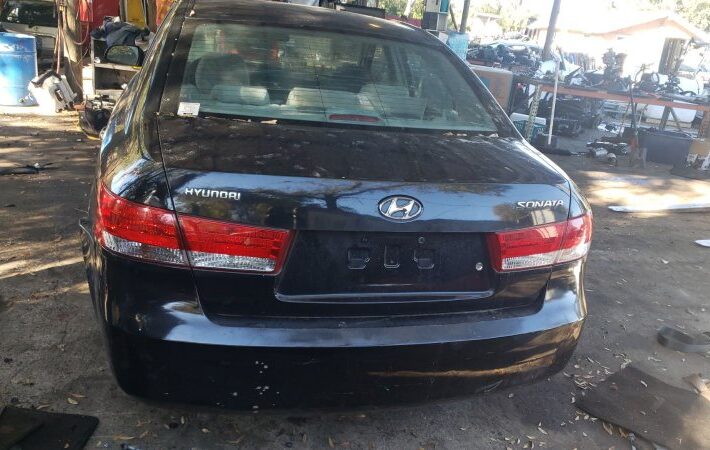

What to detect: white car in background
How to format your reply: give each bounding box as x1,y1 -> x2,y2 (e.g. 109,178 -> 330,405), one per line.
678,62 -> 710,88
639,72 -> 703,123
0,0 -> 57,67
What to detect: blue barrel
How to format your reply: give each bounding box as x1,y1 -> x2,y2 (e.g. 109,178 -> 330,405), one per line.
446,32 -> 470,61
0,32 -> 38,106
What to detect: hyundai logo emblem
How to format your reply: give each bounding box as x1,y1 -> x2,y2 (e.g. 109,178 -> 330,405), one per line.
378,196 -> 423,221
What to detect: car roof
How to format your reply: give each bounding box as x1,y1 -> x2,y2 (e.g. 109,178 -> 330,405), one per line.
188,0 -> 436,46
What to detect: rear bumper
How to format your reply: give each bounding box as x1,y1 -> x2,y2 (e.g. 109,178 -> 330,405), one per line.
89,256 -> 585,409
107,321 -> 582,409
81,221 -> 587,408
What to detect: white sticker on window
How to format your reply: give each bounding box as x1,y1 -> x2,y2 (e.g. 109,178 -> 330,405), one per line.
177,102 -> 200,117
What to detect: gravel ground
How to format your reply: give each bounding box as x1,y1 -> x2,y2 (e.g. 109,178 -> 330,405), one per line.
1,113 -> 709,449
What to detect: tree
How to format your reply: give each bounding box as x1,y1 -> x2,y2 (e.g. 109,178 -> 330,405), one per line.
629,0 -> 710,31
378,0 -> 424,18
443,0 -> 537,34
476,0 -> 536,32
675,0 -> 710,32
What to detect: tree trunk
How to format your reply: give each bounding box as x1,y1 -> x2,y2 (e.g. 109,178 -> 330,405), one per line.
61,0 -> 84,100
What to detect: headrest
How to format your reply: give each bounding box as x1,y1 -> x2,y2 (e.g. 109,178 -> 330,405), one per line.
286,88 -> 362,110
359,84 -> 425,119
286,88 -> 322,108
360,84 -> 410,98
211,85 -> 270,105
195,53 -> 249,94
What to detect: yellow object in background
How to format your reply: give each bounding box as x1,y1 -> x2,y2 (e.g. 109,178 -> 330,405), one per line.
122,0 -> 148,28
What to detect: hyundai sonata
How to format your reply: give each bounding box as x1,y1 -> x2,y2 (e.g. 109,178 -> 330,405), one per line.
80,0 -> 592,408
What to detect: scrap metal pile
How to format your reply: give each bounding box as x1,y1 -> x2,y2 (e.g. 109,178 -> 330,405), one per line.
509,46 -> 710,137
467,41 -> 542,76
563,49 -> 707,103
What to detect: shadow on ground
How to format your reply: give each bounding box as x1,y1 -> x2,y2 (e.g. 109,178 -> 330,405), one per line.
1,117 -> 709,449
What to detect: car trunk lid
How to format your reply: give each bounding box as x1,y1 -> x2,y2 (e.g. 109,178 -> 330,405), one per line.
157,116 -> 570,316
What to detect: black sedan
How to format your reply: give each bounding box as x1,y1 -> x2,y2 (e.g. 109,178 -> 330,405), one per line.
80,0 -> 592,409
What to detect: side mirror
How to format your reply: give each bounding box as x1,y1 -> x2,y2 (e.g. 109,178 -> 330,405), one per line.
105,45 -> 144,66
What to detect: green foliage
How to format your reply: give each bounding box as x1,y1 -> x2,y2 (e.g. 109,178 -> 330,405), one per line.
468,0 -> 538,33
377,0 -> 424,19
383,0 -> 709,33
674,0 -> 710,32
606,0 -> 709,32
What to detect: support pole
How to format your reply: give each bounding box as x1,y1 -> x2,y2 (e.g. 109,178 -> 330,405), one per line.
459,0 -> 471,33
60,0 -> 84,99
541,0 -> 561,60
448,3 -> 458,31
669,108 -> 683,132
700,109 -> 710,140
525,87 -> 541,141
548,59 -> 560,146
525,0 -> 561,140
698,104 -> 710,171
659,106 -> 671,130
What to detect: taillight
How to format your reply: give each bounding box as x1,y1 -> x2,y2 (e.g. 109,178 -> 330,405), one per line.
179,216 -> 291,272
95,184 -> 291,273
96,184 -> 187,265
555,214 -> 593,264
486,213 -> 592,272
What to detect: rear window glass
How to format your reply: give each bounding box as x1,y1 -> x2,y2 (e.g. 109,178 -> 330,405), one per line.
0,0 -> 56,27
170,21 -> 498,132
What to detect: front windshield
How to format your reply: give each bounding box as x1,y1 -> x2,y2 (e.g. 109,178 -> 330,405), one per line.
173,21 -> 499,132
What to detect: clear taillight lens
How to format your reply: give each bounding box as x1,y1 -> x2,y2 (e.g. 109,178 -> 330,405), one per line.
486,213 -> 592,272
95,184 -> 291,273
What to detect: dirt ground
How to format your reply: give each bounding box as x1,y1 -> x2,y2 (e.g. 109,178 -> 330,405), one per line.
1,113 -> 709,450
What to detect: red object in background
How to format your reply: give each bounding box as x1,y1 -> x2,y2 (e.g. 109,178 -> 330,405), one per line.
385,15 -> 421,27
156,0 -> 175,26
79,0 -> 120,30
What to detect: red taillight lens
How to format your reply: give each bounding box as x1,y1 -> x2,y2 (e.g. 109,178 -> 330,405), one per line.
95,184 -> 291,273
96,184 -> 187,265
486,213 -> 592,272
179,216 -> 291,272
556,214 -> 593,264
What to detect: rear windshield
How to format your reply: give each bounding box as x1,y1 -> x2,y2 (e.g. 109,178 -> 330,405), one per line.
169,21 -> 499,133
0,0 -> 56,27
